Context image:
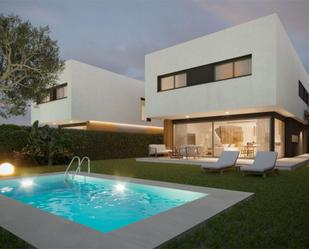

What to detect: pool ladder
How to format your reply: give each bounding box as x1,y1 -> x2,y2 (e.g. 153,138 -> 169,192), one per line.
64,156 -> 91,180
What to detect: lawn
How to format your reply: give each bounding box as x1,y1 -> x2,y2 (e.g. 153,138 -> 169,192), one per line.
1,158 -> 309,248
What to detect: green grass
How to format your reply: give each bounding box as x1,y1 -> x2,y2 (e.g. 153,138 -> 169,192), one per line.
1,158 -> 309,248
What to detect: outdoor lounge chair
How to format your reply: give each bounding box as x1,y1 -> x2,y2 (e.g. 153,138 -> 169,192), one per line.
201,150 -> 240,174
240,151 -> 278,177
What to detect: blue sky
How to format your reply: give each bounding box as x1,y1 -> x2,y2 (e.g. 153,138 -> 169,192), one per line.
1,0 -> 309,125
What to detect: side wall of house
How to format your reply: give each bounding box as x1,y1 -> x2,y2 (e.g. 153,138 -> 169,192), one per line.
275,16 -> 309,155
275,16 -> 309,123
70,60 -> 162,127
145,14 -> 278,120
30,61 -> 72,124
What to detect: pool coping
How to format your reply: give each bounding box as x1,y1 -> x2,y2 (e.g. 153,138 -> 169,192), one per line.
0,172 -> 253,248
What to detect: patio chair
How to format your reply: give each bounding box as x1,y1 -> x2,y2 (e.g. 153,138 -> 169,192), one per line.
201,150 -> 240,174
240,151 -> 278,177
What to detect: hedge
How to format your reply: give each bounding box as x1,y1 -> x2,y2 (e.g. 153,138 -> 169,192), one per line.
64,129 -> 163,160
0,124 -> 29,153
0,124 -> 163,164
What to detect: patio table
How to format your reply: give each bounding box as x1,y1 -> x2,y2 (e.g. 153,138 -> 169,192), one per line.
174,145 -> 204,159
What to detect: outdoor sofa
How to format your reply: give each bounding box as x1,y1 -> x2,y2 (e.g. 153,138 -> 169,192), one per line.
148,144 -> 172,157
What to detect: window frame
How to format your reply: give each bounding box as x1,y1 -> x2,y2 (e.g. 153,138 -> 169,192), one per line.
37,83 -> 68,105
160,75 -> 175,91
157,54 -> 252,92
214,61 -> 234,81
214,56 -> 252,82
56,85 -> 67,99
158,71 -> 188,92
174,73 -> 187,88
233,57 -> 252,78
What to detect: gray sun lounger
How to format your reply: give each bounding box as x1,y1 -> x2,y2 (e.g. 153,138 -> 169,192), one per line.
240,151 -> 278,177
201,150 -> 239,174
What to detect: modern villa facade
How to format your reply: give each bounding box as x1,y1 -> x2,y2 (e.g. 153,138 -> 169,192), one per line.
31,60 -> 162,134
145,14 -> 309,158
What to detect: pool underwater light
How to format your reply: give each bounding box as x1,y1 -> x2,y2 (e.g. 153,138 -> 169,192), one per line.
115,183 -> 126,193
21,179 -> 34,188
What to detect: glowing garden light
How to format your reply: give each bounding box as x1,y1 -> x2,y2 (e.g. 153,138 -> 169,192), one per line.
0,162 -> 15,176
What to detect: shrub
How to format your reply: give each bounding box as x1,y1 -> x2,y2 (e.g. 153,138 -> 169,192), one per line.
0,124 -> 163,165
65,129 -> 163,160
0,124 -> 29,153
23,121 -> 73,165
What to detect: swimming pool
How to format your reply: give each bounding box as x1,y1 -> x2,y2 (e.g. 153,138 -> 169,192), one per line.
0,174 -> 207,233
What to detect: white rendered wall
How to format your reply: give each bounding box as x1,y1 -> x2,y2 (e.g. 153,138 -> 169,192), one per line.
69,60 -> 161,127
31,60 -> 162,127
145,14 -> 280,120
275,16 -> 309,123
30,61 -> 72,124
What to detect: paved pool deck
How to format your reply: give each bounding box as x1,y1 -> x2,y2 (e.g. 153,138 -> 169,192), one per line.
136,154 -> 309,171
0,172 -> 253,249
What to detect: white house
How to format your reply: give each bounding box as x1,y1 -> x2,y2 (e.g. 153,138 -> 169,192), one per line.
31,60 -> 162,134
145,14 -> 309,158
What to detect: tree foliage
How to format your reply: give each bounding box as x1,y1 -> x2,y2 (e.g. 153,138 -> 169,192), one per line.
0,14 -> 64,118
24,121 -> 72,166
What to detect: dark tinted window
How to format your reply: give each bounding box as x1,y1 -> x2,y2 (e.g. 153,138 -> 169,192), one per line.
37,83 -> 68,104
299,81 -> 308,104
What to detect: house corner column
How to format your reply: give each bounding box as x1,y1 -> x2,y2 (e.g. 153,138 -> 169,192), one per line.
164,119 -> 173,148
270,116 -> 275,152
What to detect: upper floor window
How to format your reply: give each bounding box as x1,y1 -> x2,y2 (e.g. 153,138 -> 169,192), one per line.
159,73 -> 187,91
37,83 -> 68,104
215,56 -> 252,81
234,57 -> 252,77
175,73 -> 187,88
56,85 -> 67,99
40,94 -> 50,104
215,62 -> 233,81
161,76 -> 174,91
157,54 -> 252,92
299,81 -> 308,104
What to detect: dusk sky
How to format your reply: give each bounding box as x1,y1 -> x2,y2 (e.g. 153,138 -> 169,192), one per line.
1,0 -> 309,125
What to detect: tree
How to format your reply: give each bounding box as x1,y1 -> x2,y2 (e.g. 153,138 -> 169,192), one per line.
0,14 -> 64,118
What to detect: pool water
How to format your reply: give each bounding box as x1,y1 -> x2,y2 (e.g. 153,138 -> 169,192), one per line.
0,174 -> 207,233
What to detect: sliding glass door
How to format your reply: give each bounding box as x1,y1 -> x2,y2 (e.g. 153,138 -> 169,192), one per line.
174,122 -> 213,156
174,117 -> 274,158
213,118 -> 270,158
275,119 -> 285,158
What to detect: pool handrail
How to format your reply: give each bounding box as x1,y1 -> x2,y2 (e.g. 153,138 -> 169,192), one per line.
73,156 -> 91,179
64,156 -> 81,179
